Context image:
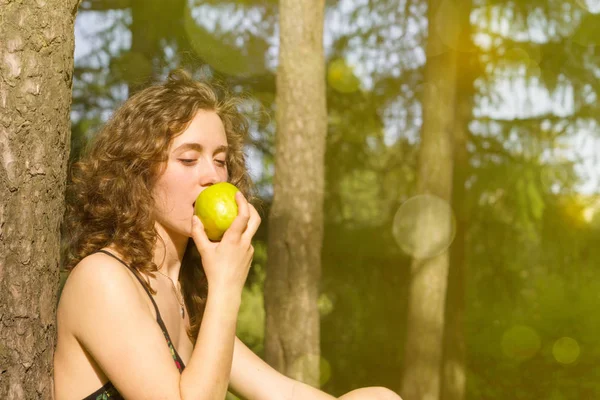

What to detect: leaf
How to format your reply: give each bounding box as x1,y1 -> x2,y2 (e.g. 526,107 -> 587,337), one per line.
527,180 -> 545,220
183,5 -> 269,77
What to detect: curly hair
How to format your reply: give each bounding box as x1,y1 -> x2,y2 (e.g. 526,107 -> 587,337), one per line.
63,69 -> 255,344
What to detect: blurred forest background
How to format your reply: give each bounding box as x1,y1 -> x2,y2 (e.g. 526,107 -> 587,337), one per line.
63,0 -> 600,398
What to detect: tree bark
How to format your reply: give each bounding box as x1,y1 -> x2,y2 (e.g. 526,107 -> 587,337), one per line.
441,3 -> 475,399
264,0 -> 327,387
0,0 -> 79,398
440,93 -> 469,400
399,0 -> 459,398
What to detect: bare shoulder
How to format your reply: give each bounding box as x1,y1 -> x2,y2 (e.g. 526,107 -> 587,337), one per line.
57,251 -> 149,332
56,252 -> 182,399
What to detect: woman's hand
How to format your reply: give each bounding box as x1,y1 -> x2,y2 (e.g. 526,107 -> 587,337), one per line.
191,191 -> 261,296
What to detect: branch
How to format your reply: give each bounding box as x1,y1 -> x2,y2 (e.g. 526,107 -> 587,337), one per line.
79,0 -> 131,11
73,66 -> 105,77
247,137 -> 274,158
469,134 -> 519,163
474,104 -> 600,125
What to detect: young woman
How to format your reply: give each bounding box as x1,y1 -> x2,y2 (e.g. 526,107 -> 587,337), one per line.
53,70 -> 401,400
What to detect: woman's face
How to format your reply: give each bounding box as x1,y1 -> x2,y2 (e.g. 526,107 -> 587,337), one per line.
152,110 -> 229,240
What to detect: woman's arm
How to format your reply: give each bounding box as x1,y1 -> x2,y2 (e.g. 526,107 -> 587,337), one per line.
229,338 -> 402,400
181,193 -> 259,399
66,252 -> 244,400
179,290 -> 241,400
229,337 -> 336,400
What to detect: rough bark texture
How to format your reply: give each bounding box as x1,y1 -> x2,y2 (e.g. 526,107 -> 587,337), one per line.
442,4 -> 475,399
0,0 -> 79,398
264,0 -> 326,387
399,0 -> 459,398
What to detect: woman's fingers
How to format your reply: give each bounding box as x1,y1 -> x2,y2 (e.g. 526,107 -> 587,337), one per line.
195,192 -> 257,292
247,244 -> 255,266
242,204 -> 261,242
223,191 -> 250,240
191,215 -> 211,252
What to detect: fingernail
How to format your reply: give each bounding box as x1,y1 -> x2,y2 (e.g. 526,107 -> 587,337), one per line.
192,216 -> 198,225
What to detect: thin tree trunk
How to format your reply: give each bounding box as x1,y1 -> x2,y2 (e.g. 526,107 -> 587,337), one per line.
441,97 -> 469,400
0,0 -> 79,398
264,0 -> 327,387
441,3 -> 475,398
400,0 -> 459,398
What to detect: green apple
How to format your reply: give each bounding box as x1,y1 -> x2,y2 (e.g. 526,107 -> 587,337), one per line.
194,182 -> 239,241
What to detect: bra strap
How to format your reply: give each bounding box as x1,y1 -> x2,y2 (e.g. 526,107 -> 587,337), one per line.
95,250 -> 163,322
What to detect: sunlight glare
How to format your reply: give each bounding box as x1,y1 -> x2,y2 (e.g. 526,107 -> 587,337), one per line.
432,0 -> 475,53
327,59 -> 361,94
392,195 -> 456,259
576,0 -> 600,13
290,354 -> 332,386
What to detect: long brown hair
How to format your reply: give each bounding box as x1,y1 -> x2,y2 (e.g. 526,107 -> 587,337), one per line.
63,69 -> 254,343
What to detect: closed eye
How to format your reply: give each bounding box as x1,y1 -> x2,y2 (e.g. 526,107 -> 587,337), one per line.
179,159 -> 197,165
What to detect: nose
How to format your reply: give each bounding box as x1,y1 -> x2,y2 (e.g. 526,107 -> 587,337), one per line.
199,158 -> 221,187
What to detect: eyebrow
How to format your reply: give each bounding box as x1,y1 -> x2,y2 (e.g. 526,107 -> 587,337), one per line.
173,143 -> 229,155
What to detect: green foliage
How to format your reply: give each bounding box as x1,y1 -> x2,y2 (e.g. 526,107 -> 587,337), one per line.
69,0 -> 600,398
236,241 -> 268,356
182,4 -> 270,77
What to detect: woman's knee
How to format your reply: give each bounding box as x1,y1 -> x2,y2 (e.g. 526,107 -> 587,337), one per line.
370,386 -> 402,400
338,386 -> 402,400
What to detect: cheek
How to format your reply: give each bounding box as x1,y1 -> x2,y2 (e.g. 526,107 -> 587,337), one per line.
152,173 -> 181,206
150,183 -> 170,213
158,171 -> 196,206
222,165 -> 229,180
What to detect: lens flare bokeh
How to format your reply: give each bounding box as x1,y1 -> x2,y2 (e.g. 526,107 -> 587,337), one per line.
392,194 -> 456,259
552,337 -> 580,365
501,325 -> 541,362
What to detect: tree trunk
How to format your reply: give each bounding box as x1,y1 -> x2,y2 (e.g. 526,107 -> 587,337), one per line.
0,0 -> 79,398
441,92 -> 469,400
441,3 -> 475,399
264,0 -> 327,387
399,0 -> 459,398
